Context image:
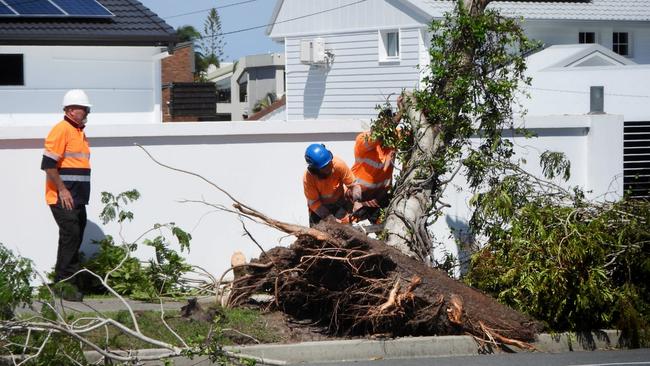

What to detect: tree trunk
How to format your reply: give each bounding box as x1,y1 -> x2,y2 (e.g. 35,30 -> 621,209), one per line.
383,0 -> 491,260
384,94 -> 444,261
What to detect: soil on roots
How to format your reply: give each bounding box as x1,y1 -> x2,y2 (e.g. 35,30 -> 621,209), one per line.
231,220 -> 541,344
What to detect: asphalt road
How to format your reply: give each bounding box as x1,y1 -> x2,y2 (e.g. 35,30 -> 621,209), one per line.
307,349 -> 650,366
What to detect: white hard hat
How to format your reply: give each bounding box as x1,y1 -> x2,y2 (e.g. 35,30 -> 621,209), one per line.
62,89 -> 92,108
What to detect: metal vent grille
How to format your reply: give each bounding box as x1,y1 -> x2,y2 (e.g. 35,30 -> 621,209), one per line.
624,121 -> 650,199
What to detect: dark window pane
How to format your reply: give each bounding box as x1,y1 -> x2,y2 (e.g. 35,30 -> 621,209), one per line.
239,82 -> 247,103
579,32 -> 595,44
619,45 -> 628,56
0,54 -> 24,85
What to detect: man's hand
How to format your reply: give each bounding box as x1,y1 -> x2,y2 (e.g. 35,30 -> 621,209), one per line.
384,151 -> 395,171
45,168 -> 74,210
338,214 -> 352,224
58,187 -> 74,210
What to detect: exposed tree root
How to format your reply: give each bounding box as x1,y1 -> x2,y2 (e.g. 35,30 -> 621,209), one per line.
228,208 -> 542,349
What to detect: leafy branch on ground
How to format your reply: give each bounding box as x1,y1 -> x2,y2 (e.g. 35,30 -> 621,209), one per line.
80,190 -> 194,300
464,154 -> 650,346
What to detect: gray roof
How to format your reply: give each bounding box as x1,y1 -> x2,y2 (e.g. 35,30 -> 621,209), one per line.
0,0 -> 177,47
407,0 -> 650,21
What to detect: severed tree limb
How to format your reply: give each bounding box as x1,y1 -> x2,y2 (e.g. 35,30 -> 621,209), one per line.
233,203 -> 347,247
478,320 -> 536,351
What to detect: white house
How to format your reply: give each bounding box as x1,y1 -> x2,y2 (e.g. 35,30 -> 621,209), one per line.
266,0 -> 650,121
206,53 -> 286,121
0,0 -> 177,126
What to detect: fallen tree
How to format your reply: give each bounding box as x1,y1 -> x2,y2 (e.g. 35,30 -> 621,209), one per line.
227,207 -> 541,348
133,146 -> 543,349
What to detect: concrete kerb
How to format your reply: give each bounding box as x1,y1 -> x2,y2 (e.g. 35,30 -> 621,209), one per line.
226,330 -> 622,364
79,330 -> 622,365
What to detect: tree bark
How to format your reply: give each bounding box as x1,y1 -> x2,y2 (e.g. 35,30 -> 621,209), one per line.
383,0 -> 492,260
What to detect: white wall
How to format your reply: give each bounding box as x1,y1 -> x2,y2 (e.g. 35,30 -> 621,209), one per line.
0,45 -> 165,126
525,20 -> 650,65
269,0 -> 426,39
285,28 -> 423,120
0,115 -> 622,279
521,64 -> 650,121
1,120 -> 363,279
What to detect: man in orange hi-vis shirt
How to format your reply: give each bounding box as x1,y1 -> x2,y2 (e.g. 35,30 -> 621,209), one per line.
303,143 -> 361,227
40,89 -> 92,302
349,108 -> 401,223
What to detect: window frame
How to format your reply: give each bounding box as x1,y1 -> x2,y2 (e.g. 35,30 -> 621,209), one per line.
378,29 -> 401,64
0,54 -> 25,86
612,31 -> 631,57
578,31 -> 597,44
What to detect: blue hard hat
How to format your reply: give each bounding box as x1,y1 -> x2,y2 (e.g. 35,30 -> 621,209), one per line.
305,143 -> 333,169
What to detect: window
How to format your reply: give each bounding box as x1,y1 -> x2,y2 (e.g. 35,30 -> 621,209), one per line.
216,88 -> 231,103
579,32 -> 595,44
613,32 -> 629,56
379,30 -> 400,62
0,54 -> 24,85
239,81 -> 247,103
386,32 -> 399,57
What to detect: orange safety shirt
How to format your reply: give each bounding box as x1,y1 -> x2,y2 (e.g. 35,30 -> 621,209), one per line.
303,156 -> 355,213
41,117 -> 91,206
351,132 -> 394,197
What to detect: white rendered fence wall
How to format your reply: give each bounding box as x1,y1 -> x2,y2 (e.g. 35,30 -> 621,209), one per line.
0,115 -> 622,278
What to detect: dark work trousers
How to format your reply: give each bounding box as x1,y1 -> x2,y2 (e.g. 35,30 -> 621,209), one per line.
50,205 -> 87,283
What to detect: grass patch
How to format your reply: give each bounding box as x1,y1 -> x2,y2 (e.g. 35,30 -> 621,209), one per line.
80,306 -> 281,349
5,305 -> 281,355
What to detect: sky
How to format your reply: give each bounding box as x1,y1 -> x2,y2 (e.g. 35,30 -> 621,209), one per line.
138,0 -> 283,62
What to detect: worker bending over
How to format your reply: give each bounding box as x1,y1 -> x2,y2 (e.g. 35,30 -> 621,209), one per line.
349,109 -> 400,223
303,143 -> 360,226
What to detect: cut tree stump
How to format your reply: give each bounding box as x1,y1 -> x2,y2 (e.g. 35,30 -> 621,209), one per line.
229,219 -> 542,346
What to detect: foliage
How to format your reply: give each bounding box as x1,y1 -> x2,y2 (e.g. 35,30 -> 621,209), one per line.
252,92 -> 277,113
176,25 -> 210,80
465,156 -> 650,342
199,8 -> 226,70
375,0 -> 539,260
413,4 -> 536,191
0,243 -> 34,319
82,190 -> 193,300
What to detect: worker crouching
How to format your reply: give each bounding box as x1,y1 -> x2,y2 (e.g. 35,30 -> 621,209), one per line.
303,143 -> 360,227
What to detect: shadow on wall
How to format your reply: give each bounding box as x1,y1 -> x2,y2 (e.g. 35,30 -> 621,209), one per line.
80,220 -> 105,261
303,66 -> 329,119
445,215 -> 475,276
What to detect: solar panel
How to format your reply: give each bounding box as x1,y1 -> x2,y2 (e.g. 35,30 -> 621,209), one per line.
52,0 -> 113,17
0,2 -> 17,15
3,0 -> 65,16
0,0 -> 114,18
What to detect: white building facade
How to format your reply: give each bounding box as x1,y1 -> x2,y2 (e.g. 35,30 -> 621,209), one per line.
267,0 -> 650,121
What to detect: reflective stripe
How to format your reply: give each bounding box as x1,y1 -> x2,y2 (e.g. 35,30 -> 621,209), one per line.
60,175 -> 91,182
355,157 -> 385,169
43,150 -> 61,161
307,199 -> 317,205
320,193 -> 335,200
63,152 -> 90,159
355,177 -> 391,189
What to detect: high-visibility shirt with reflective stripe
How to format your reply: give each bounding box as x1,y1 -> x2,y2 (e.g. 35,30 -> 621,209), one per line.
351,132 -> 394,197
303,156 -> 355,213
41,118 -> 91,206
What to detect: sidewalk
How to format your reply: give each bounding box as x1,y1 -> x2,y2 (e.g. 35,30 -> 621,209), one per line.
17,296 -> 186,315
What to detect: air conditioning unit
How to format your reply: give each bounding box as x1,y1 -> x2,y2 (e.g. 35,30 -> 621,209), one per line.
300,38 -> 327,64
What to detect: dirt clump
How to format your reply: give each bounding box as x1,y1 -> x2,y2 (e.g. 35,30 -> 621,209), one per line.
229,220 -> 541,349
